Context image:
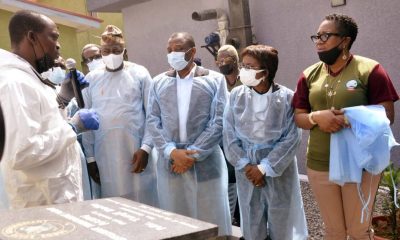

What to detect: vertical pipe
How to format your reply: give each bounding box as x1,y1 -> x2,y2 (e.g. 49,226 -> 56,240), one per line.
228,0 -> 253,53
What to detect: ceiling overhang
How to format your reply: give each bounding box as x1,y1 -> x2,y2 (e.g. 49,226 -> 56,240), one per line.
86,0 -> 151,12
0,0 -> 102,30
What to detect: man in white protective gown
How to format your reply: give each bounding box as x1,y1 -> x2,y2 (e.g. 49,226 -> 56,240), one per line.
147,32 -> 232,236
0,10 -> 99,209
81,25 -> 158,207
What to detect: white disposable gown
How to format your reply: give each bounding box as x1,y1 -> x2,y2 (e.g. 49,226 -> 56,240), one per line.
82,61 -> 158,206
0,170 -> 8,209
223,83 -> 308,240
147,67 -> 232,236
0,49 -> 83,209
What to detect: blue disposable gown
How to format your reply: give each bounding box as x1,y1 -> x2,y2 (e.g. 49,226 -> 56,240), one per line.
330,105 -> 399,185
223,84 -> 308,240
82,62 -> 158,206
147,67 -> 232,236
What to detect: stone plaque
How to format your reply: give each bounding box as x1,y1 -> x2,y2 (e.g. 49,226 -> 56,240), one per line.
0,197 -> 218,240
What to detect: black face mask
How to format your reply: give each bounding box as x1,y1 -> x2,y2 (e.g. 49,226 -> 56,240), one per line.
32,37 -> 55,73
219,63 -> 235,75
317,40 -> 345,65
36,54 -> 54,74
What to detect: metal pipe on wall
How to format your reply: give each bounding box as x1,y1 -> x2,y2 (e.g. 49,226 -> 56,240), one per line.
227,0 -> 253,53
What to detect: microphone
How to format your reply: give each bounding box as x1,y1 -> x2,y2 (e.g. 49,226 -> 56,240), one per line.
65,58 -> 85,108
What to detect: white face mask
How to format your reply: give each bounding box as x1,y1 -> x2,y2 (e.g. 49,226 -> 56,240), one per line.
42,66 -> 66,85
239,68 -> 265,87
87,58 -> 104,72
102,52 -> 124,70
167,48 -> 192,71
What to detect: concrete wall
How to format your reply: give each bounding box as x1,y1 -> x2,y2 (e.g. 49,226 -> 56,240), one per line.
122,0 -> 228,75
117,0 -> 400,171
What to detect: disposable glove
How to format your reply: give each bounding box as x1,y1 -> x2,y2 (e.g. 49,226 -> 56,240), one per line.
57,70 -> 89,107
70,109 -> 99,133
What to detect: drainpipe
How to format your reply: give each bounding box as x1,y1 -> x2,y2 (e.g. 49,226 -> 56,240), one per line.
227,0 -> 253,52
192,9 -> 229,46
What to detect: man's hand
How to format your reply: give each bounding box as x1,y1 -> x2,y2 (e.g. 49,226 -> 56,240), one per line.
131,149 -> 149,173
87,162 -> 101,184
58,70 -> 88,105
170,149 -> 197,174
70,109 -> 99,133
244,164 -> 265,187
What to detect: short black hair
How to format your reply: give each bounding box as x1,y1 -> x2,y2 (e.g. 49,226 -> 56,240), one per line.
8,10 -> 47,45
169,32 -> 195,49
241,44 -> 279,83
325,13 -> 358,49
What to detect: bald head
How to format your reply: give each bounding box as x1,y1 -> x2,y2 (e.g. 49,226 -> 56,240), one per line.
9,10 -> 53,47
168,32 -> 195,49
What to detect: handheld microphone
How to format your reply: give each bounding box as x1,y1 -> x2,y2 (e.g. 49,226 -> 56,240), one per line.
65,58 -> 85,108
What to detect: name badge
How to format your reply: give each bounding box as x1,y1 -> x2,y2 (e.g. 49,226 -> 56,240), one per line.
346,80 -> 358,90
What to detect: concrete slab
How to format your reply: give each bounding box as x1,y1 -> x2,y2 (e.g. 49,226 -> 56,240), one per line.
0,197 -> 218,240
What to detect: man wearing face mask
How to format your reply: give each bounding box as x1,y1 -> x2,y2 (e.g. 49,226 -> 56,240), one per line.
216,45 -> 241,91
81,25 -> 158,206
81,44 -> 104,74
0,10 -> 99,209
147,32 -> 231,236
41,56 -> 67,85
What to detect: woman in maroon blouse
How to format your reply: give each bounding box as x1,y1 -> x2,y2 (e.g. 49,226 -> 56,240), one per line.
292,13 -> 398,240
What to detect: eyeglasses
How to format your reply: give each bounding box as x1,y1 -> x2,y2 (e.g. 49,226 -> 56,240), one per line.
83,54 -> 102,64
239,63 -> 263,70
310,33 -> 342,43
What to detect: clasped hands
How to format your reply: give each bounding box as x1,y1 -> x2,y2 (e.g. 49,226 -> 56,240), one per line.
170,149 -> 198,174
244,164 -> 265,188
314,109 -> 350,133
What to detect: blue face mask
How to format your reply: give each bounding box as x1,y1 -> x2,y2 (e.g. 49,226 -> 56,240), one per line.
42,67 -> 66,85
167,48 -> 192,71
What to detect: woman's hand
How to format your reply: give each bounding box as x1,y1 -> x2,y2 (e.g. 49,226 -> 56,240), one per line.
314,109 -> 349,133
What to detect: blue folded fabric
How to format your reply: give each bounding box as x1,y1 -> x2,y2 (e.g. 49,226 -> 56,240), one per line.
330,105 -> 399,185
